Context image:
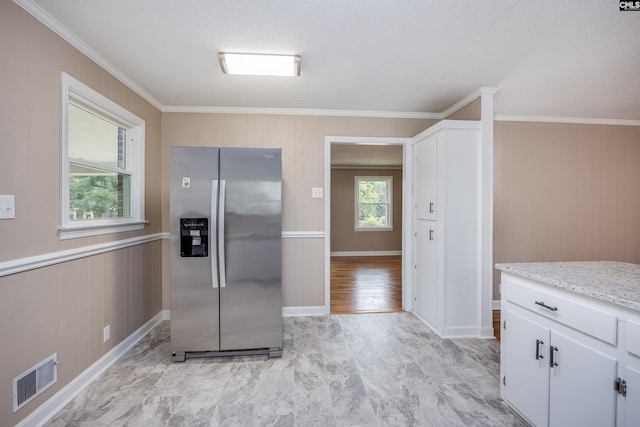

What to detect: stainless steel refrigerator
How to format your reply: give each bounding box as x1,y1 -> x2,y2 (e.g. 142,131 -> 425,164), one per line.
169,147 -> 283,361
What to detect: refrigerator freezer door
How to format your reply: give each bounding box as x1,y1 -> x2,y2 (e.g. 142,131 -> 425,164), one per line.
170,147 -> 220,353
219,148 -> 283,351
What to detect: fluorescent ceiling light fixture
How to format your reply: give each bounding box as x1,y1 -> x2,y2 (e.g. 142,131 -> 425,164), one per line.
219,53 -> 301,76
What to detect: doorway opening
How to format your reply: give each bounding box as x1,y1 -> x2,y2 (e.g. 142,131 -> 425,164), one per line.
324,137 -> 413,315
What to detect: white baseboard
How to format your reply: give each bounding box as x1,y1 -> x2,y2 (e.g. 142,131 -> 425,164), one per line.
492,300 -> 501,310
282,306 -> 327,317
411,311 -> 494,339
330,250 -> 402,257
479,326 -> 497,340
17,311 -> 166,427
443,325 -> 485,339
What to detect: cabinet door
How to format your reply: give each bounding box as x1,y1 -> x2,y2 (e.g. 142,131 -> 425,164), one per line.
414,221 -> 437,327
619,320 -> 640,426
549,330 -> 617,427
414,135 -> 437,221
619,359 -> 640,426
502,308 -> 550,427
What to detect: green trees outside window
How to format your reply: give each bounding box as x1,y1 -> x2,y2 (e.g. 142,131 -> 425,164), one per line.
355,177 -> 392,229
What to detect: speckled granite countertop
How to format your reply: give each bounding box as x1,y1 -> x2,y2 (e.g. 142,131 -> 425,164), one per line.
496,261 -> 640,312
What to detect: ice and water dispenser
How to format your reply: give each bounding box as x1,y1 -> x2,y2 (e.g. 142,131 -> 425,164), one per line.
180,218 -> 208,257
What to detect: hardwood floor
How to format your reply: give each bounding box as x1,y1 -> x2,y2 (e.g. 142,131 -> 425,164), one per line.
330,256 -> 402,314
330,256 -> 502,341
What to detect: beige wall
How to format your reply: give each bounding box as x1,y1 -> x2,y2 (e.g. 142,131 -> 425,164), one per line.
161,114 -> 433,307
493,121 -> 640,299
0,3 -> 163,424
444,98 -> 481,120
330,168 -> 403,252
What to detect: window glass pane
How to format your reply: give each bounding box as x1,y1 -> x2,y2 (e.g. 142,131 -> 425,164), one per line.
358,204 -> 388,227
358,179 -> 388,203
68,102 -> 126,170
356,177 -> 391,229
69,163 -> 131,220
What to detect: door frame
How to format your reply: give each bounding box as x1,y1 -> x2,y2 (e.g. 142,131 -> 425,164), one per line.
324,136 -> 413,314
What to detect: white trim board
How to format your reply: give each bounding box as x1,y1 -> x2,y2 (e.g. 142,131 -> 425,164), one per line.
282,306 -> 327,317
494,115 -> 640,127
161,106 -> 440,119
330,251 -> 402,257
282,231 -> 325,239
16,310 -> 166,427
0,233 -> 165,277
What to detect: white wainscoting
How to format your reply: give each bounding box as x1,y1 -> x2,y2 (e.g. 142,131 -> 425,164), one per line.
0,233 -> 166,277
17,310 -> 168,427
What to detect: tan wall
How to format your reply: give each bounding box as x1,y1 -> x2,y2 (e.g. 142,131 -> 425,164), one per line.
444,98 -> 481,120
330,168 -> 403,252
493,121 -> 640,300
0,3 -> 163,424
161,114 -> 434,307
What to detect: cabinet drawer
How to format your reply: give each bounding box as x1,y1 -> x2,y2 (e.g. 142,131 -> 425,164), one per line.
504,278 -> 618,345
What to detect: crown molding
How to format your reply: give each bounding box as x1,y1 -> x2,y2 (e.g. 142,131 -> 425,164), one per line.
441,87 -> 499,118
17,3 -> 634,126
494,115 -> 640,127
161,105 -> 441,119
13,0 -> 164,111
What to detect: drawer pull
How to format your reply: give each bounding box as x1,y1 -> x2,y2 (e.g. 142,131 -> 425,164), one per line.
535,339 -> 544,360
535,300 -> 558,312
550,346 -> 559,368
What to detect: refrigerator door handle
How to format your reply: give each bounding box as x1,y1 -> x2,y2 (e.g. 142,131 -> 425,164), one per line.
211,180 -> 219,288
218,179 -> 227,288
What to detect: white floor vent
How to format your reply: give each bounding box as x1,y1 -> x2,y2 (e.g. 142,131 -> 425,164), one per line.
13,353 -> 57,412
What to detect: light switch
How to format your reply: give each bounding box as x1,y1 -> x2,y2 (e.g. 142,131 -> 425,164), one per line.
0,195 -> 15,219
312,187 -> 323,199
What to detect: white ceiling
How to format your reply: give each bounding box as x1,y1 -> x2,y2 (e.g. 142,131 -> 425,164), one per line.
19,0 -> 640,121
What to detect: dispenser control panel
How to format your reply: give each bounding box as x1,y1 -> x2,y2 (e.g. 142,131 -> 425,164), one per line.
180,218 -> 208,257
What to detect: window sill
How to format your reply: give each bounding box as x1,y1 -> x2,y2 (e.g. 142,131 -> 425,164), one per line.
354,227 -> 393,232
59,221 -> 148,240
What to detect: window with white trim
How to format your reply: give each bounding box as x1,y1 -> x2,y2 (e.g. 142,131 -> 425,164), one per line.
355,176 -> 392,230
59,73 -> 145,239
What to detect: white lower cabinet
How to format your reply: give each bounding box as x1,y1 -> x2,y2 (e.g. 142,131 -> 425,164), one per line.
547,330 -> 617,427
502,309 -> 549,427
500,273 -> 639,427
617,319 -> 640,426
503,308 -> 617,427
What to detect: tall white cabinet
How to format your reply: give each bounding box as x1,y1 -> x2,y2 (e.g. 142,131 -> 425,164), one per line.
412,120 -> 483,338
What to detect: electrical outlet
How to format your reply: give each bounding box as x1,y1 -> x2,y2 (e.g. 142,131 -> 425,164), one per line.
311,187 -> 323,198
103,325 -> 110,343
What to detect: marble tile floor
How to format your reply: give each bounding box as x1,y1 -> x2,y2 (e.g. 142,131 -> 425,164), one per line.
47,313 -> 527,427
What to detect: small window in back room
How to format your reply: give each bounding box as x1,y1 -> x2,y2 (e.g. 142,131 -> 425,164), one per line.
354,176 -> 392,230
